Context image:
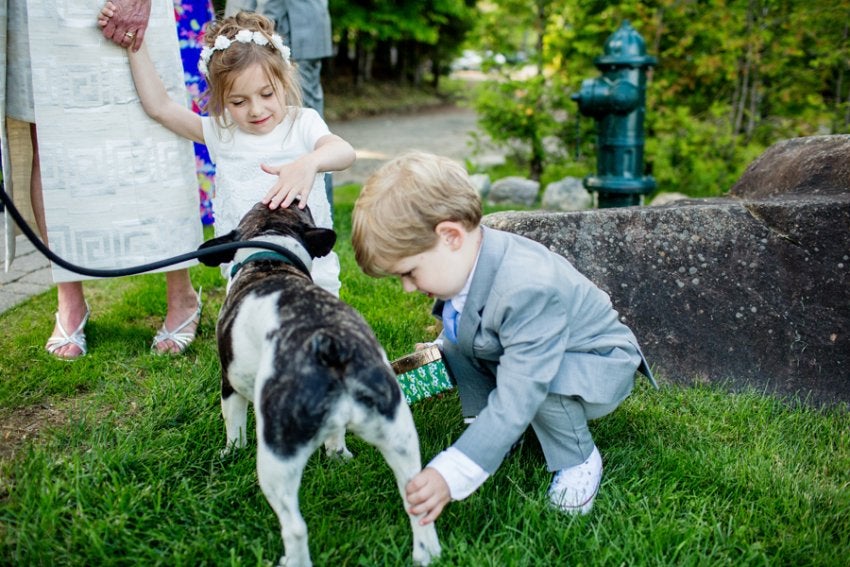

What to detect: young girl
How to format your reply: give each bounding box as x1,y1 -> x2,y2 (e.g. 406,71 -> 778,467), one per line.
98,7 -> 355,296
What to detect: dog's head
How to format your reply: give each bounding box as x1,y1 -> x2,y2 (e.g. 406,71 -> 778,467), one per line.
197,203 -> 336,267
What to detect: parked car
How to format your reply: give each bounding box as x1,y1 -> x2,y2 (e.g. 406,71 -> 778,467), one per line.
451,50 -> 483,71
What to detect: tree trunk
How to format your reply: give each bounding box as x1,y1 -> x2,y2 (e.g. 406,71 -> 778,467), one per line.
746,66 -> 760,139
648,8 -> 664,84
839,22 -> 849,128
733,57 -> 750,136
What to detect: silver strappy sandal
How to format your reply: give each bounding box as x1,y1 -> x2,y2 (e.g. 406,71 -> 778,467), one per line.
45,302 -> 91,360
151,288 -> 202,355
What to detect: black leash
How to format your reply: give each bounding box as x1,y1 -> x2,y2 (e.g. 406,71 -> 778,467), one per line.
0,185 -> 295,278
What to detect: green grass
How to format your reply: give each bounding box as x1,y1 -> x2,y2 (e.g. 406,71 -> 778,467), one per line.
1,187 -> 849,566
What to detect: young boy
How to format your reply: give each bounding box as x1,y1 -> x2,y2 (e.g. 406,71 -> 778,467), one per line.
351,151 -> 654,525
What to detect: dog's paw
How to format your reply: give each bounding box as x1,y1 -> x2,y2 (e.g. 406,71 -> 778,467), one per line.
413,543 -> 441,566
325,445 -> 354,461
277,553 -> 311,567
323,434 -> 354,461
219,443 -> 242,459
412,526 -> 441,566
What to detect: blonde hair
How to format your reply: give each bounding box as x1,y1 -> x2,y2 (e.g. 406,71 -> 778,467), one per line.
201,11 -> 302,128
352,151 -> 482,277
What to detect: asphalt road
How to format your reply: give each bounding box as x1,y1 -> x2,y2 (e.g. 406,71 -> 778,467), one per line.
328,104 -> 486,186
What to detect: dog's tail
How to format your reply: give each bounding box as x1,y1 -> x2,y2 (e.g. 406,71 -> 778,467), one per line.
311,331 -> 400,418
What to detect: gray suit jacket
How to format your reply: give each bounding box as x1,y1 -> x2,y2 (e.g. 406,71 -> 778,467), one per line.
257,0 -> 332,60
434,226 -> 653,473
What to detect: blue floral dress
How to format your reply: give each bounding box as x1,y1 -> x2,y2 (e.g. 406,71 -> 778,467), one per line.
174,0 -> 216,225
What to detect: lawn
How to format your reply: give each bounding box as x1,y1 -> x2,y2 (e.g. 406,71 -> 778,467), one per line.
1,185 -> 848,566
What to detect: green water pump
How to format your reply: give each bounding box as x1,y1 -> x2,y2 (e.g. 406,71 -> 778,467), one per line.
572,20 -> 657,208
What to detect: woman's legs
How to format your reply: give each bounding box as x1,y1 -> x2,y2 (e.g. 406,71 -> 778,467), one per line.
30,124 -> 199,356
154,269 -> 201,354
30,124 -> 88,359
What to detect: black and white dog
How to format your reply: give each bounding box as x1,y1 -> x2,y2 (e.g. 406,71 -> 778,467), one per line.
199,203 -> 440,567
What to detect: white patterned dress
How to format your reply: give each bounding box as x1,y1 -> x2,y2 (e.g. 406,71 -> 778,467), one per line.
2,0 -> 202,280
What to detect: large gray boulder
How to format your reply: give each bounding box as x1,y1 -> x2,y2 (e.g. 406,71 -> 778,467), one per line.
484,135 -> 849,407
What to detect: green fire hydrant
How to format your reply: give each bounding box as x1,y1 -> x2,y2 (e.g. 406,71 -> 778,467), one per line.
572,20 -> 657,208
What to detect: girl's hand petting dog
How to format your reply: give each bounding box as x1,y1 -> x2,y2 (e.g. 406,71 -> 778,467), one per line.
260,157 -> 317,210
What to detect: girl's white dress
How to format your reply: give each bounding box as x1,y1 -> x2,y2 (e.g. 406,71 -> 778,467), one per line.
201,108 -> 341,296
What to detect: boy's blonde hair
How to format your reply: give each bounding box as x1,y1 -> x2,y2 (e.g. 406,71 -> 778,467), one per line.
201,11 -> 303,128
352,151 -> 482,277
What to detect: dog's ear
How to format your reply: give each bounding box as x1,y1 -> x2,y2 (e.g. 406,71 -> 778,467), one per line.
197,231 -> 240,266
302,228 -> 337,258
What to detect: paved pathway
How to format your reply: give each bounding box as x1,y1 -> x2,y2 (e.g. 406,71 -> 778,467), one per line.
328,105 -> 485,186
0,222 -> 53,314
0,105 -> 492,315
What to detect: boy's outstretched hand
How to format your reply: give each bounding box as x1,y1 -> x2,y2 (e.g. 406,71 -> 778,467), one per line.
406,468 -> 451,525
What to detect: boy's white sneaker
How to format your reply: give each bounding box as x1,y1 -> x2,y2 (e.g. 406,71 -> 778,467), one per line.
548,446 -> 602,515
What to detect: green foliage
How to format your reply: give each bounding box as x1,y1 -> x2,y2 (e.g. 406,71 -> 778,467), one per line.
645,104 -> 765,198
330,0 -> 477,84
468,0 -> 850,196
472,75 -> 565,180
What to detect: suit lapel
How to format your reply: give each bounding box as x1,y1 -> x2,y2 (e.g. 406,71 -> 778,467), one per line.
457,227 -> 504,353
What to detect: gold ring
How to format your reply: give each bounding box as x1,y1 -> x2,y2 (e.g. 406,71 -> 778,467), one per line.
125,31 -> 135,38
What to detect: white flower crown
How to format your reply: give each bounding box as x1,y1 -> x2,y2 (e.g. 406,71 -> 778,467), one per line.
198,29 -> 291,78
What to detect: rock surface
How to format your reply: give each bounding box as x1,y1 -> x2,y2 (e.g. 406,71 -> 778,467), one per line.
485,135 -> 850,407
487,177 -> 540,207
541,177 -> 593,211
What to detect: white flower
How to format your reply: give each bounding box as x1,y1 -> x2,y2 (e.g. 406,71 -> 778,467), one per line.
214,35 -> 231,50
201,30 -> 291,77
271,34 -> 291,64
198,46 -> 213,77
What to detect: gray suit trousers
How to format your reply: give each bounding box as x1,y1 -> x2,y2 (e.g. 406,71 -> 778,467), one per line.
441,339 -> 619,471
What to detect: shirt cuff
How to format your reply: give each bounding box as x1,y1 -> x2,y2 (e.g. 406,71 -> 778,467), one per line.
428,446 -> 489,500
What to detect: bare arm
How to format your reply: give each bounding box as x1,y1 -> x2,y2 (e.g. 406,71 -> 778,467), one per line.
260,134 -> 356,209
99,2 -> 202,142
127,43 -> 204,143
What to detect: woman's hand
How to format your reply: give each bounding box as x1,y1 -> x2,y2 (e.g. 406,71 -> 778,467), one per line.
98,0 -> 152,52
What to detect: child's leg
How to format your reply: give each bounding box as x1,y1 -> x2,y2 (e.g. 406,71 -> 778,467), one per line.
440,340 -> 495,419
531,394 -> 602,471
533,394 -> 619,514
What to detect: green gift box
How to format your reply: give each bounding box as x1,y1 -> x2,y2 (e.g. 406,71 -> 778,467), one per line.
391,345 -> 454,404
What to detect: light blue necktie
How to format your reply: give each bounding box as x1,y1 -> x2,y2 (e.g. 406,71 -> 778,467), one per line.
442,300 -> 460,343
